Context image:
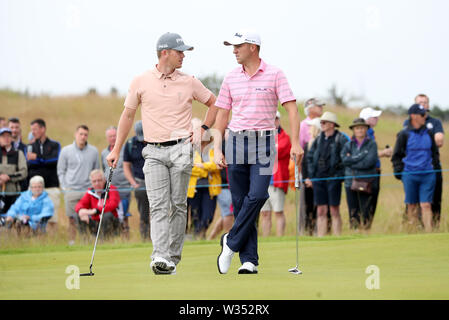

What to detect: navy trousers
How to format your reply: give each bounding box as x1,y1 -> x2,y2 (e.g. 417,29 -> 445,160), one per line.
225,131 -> 275,266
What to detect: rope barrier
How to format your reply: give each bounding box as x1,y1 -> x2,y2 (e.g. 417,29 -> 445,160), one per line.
1,168 -> 448,196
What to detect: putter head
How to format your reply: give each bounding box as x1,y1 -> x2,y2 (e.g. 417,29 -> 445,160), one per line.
288,267 -> 303,275
80,265 -> 94,277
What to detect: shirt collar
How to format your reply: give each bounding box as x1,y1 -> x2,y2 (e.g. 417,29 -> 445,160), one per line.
152,66 -> 179,80
240,59 -> 266,78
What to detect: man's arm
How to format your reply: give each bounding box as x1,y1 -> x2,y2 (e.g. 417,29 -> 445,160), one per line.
283,101 -> 304,165
123,161 -> 139,188
106,108 -> 137,168
213,108 -> 231,169
435,132 -> 444,148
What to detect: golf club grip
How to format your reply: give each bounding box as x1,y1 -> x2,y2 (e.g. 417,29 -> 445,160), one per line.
294,156 -> 300,189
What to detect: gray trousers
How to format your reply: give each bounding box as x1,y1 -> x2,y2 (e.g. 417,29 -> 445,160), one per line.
135,177 -> 150,240
142,141 -> 192,265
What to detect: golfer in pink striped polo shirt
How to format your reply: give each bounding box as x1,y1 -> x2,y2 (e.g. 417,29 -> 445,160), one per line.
214,30 -> 303,275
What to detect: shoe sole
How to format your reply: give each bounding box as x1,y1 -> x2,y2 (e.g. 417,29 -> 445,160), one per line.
238,269 -> 258,274
217,233 -> 226,274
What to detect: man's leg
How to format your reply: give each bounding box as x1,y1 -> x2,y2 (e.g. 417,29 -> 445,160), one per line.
64,190 -> 84,245
143,146 -> 172,263
168,142 -> 193,265
227,162 -> 271,266
316,205 -> 328,237
135,178 -> 150,241
420,202 -> 433,232
272,187 -> 286,237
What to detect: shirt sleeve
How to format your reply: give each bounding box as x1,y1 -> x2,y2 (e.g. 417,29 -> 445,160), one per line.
432,118 -> 444,134
275,70 -> 296,105
192,77 -> 213,104
124,76 -> 142,110
215,78 -> 232,110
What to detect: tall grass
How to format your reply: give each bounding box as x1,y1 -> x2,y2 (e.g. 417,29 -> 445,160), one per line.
1,92 -> 448,247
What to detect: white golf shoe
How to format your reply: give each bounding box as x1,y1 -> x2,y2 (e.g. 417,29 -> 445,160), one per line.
217,233 -> 235,274
238,262 -> 258,274
150,257 -> 176,275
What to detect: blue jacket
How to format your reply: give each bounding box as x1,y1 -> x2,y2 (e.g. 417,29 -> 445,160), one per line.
391,124 -> 439,180
6,190 -> 54,230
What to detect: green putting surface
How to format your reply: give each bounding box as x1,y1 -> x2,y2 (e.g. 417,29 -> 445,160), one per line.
1,233 -> 448,300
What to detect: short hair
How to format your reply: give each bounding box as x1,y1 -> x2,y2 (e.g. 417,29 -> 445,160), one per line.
415,94 -> 429,103
105,126 -> 117,134
29,175 -> 45,188
89,169 -> 105,180
8,117 -> 20,124
76,124 -> 89,132
30,118 -> 46,128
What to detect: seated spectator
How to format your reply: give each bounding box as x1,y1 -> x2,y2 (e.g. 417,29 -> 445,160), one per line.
305,112 -> 348,237
75,169 -> 120,239
341,118 -> 379,230
187,119 -> 221,239
4,175 -> 54,234
0,127 -> 27,214
260,111 -> 291,237
392,104 -> 439,232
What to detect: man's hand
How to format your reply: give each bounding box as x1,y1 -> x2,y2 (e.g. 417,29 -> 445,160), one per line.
106,149 -> 120,169
290,144 -> 304,166
305,178 -> 313,188
214,148 -> 227,169
27,152 -> 37,161
0,174 -> 10,184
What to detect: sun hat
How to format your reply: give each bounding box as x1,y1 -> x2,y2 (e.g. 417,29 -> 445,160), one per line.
320,111 -> 340,127
349,118 -> 370,130
0,127 -> 12,135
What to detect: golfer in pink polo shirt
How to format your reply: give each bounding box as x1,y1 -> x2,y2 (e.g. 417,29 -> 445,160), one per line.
107,32 -> 217,275
214,30 -> 303,274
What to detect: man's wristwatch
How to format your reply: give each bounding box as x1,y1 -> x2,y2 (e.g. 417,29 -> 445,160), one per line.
201,124 -> 210,131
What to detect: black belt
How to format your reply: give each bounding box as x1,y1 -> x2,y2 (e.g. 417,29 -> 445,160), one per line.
144,138 -> 183,147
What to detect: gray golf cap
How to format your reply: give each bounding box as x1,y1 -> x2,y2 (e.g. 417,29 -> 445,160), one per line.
134,121 -> 144,142
156,32 -> 194,52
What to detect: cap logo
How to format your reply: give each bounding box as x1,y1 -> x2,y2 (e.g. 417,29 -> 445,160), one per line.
176,38 -> 183,43
235,33 -> 243,38
158,44 -> 168,49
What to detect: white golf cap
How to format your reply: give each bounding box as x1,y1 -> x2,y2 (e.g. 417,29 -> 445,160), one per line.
359,107 -> 382,120
224,30 -> 261,46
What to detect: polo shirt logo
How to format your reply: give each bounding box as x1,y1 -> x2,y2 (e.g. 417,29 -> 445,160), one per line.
255,88 -> 268,92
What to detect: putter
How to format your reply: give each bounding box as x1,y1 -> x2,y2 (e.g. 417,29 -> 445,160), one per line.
288,155 -> 303,275
80,167 -> 114,277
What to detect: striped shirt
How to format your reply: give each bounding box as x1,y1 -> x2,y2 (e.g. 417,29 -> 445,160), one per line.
216,59 -> 296,131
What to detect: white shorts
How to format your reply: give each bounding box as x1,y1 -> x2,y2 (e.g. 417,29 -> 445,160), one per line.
261,185 -> 286,212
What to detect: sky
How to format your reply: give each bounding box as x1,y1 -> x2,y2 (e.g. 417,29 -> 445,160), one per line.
1,0 -> 449,109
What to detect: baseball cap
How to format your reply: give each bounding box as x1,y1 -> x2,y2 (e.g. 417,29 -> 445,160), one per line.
305,98 -> 326,108
134,121 -> 144,142
360,107 -> 382,121
224,30 -> 261,46
156,32 -> 194,52
0,127 -> 12,135
408,104 -> 426,115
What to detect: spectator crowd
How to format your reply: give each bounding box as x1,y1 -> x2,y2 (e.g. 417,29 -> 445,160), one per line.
0,92 -> 445,242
